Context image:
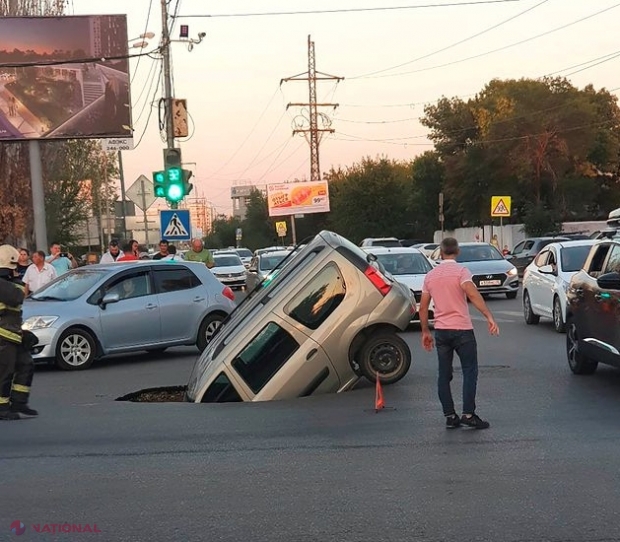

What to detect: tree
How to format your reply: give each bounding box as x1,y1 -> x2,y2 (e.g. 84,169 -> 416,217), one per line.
325,157 -> 413,244
204,215 -> 242,249
41,141 -> 118,247
421,77 -> 620,227
241,189 -> 277,250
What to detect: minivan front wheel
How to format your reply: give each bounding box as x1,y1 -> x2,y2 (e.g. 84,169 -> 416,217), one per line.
358,331 -> 411,385
566,319 -> 598,375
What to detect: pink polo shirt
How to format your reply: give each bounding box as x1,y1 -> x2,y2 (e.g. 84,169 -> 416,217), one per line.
422,260 -> 473,330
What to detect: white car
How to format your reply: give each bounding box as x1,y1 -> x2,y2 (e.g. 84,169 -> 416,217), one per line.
235,248 -> 253,268
211,252 -> 247,290
359,237 -> 402,248
522,239 -> 597,333
412,243 -> 439,257
363,247 -> 435,324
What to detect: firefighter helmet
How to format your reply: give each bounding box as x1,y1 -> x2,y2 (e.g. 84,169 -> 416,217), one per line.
0,244 -> 19,270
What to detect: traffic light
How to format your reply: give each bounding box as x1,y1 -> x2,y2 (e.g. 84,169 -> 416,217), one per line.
153,170 -> 166,197
183,169 -> 194,197
163,148 -> 184,205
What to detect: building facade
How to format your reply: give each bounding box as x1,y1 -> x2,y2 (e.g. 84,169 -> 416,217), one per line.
231,183 -> 267,220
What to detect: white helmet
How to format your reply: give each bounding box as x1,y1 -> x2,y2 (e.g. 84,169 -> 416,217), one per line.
0,244 -> 19,270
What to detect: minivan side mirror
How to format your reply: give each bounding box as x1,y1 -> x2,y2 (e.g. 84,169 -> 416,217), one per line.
596,272 -> 620,291
100,292 -> 120,308
539,264 -> 556,275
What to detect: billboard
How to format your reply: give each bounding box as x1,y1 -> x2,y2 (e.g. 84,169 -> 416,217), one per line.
0,15 -> 131,141
267,181 -> 330,217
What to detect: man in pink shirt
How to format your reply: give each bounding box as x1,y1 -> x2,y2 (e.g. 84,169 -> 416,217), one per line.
419,237 -> 499,430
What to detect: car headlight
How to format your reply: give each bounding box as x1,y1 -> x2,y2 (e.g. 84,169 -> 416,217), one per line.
22,316 -> 58,330
507,267 -> 518,276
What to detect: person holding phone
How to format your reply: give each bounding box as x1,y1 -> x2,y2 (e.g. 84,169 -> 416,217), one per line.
46,242 -> 76,276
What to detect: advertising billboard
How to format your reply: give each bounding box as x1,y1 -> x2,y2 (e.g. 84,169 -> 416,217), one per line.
267,181 -> 330,217
0,15 -> 131,141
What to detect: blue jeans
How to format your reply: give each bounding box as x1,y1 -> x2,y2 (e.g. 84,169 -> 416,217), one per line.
434,329 -> 478,416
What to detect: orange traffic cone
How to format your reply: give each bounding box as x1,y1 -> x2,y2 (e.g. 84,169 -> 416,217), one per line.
375,372 -> 385,413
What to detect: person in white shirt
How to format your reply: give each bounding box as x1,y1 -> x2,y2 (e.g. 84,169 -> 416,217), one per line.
23,251 -> 57,297
99,240 -> 124,264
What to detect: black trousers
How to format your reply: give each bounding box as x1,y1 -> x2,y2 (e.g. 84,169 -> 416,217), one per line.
0,338 -> 34,409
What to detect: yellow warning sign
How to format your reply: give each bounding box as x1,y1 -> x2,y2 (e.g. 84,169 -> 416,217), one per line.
491,196 -> 511,217
275,221 -> 287,237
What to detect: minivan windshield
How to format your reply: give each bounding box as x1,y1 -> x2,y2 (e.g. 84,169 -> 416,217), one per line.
456,245 -> 504,262
30,269 -> 107,301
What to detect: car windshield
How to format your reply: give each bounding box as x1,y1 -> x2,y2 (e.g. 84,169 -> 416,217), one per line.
214,255 -> 243,267
375,253 -> 432,275
30,269 -> 107,301
236,249 -> 252,258
561,245 -> 593,272
259,253 -> 289,271
456,245 -> 504,262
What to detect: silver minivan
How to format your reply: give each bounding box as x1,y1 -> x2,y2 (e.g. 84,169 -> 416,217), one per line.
186,231 -> 416,403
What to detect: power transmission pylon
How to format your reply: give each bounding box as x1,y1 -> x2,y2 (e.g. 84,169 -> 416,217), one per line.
281,35 -> 343,182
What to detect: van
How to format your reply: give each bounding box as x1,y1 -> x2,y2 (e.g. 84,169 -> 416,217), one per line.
186,231 -> 416,403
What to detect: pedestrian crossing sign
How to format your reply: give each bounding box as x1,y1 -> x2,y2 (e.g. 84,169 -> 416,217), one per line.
491,196 -> 511,217
160,209 -> 191,241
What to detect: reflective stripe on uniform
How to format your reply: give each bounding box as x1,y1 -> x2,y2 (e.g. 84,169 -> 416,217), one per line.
0,396 -> 9,404
0,328 -> 22,343
0,303 -> 22,312
11,383 -> 30,394
14,283 -> 25,293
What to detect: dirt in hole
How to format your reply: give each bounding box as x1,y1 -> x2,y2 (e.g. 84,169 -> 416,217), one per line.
116,386 -> 187,403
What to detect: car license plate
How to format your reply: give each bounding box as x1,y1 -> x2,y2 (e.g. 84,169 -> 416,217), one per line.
479,280 -> 501,286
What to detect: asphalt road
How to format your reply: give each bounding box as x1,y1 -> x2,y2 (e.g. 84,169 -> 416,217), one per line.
3,291 -> 620,542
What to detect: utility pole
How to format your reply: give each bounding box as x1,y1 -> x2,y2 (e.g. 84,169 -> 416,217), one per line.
281,35 -> 343,244
160,0 -> 175,150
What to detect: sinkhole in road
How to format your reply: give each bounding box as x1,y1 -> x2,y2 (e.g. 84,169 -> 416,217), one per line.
116,385 -> 187,403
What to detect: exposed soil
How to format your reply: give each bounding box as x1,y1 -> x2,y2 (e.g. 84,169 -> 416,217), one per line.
116,386 -> 187,403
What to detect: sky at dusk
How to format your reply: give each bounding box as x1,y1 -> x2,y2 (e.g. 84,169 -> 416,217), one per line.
67,0 -> 620,215
0,17 -> 91,55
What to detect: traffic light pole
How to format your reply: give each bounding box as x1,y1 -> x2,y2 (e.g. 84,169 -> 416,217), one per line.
161,0 -> 175,150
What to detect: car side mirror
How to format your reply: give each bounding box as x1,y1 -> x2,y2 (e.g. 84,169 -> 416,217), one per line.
539,264 -> 556,275
596,272 -> 620,290
100,292 -> 120,308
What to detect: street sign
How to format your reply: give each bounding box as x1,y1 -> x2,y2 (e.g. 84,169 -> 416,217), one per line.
275,221 -> 287,237
126,175 -> 157,211
160,209 -> 191,241
101,138 -> 134,152
235,228 -> 242,241
491,196 -> 511,217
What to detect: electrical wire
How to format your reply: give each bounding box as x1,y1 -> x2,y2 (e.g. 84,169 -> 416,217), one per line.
351,0 -> 548,79
134,64 -> 163,148
362,2 -> 620,79
0,48 -> 161,68
131,0 -> 155,85
174,0 -> 523,19
134,60 -> 162,125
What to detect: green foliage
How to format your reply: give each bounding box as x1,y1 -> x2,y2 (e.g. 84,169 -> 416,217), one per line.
42,140 -> 118,247
421,77 -> 620,227
204,215 -> 241,249
521,202 -> 562,237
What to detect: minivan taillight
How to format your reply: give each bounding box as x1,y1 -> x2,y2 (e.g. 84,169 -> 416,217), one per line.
364,266 -> 392,296
222,286 -> 235,301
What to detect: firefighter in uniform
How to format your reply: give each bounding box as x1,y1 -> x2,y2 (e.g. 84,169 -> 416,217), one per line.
0,244 -> 38,420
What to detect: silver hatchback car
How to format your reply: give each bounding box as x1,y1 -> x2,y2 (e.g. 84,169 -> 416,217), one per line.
22,261 -> 237,370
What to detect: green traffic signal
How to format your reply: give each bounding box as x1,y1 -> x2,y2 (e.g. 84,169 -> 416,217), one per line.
153,170 -> 166,197
165,166 -> 184,203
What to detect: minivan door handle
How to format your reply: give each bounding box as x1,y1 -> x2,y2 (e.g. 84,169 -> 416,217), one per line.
145,303 -> 158,310
594,293 -> 607,302
193,296 -> 205,303
306,348 -> 318,361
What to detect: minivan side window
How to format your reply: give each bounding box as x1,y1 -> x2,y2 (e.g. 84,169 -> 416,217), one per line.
232,322 -> 299,394
201,372 -> 242,403
284,263 -> 346,330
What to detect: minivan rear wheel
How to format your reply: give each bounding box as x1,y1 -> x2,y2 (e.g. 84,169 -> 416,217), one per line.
358,331 -> 411,385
